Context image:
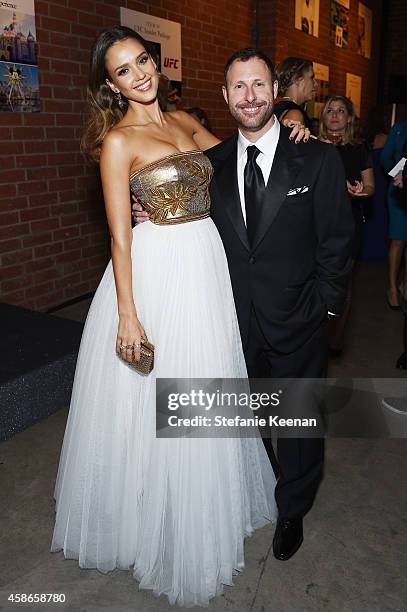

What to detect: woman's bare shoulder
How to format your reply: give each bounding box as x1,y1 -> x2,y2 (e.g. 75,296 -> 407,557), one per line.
102,124 -> 144,158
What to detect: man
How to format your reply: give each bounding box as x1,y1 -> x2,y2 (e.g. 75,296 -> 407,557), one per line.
207,48 -> 353,562
135,48 -> 353,561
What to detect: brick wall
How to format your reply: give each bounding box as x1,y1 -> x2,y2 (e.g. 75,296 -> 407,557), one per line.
1,0 -> 398,311
0,0 -> 253,311
258,0 -> 383,123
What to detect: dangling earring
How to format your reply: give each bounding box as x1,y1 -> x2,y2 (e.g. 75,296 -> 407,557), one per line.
115,91 -> 125,110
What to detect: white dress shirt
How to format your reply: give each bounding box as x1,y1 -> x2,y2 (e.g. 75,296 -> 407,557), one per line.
237,116 -> 280,224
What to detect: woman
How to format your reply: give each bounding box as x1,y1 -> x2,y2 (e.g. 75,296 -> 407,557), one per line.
359,106 -> 388,262
274,56 -> 317,129
381,121 -> 407,308
319,95 -> 374,353
51,27 -> 306,607
392,145 -> 407,369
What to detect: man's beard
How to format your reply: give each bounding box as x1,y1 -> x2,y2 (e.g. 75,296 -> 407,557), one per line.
229,100 -> 274,132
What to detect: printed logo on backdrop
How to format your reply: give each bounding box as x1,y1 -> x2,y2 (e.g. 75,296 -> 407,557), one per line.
120,7 -> 182,112
0,0 -> 40,112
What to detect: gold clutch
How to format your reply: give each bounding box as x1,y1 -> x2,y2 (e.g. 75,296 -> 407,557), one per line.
130,338 -> 155,375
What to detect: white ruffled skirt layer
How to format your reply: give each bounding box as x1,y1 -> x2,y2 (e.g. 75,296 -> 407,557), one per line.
51,218 -> 276,607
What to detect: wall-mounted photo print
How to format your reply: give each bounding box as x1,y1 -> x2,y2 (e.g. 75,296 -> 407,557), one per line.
331,0 -> 350,49
295,0 -> 320,38
0,0 -> 39,112
357,2 -> 372,59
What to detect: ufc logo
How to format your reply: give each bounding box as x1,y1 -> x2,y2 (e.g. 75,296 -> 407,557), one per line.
163,57 -> 180,69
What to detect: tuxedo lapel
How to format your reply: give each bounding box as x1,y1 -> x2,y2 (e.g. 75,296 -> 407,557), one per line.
213,137 -> 250,251
251,130 -> 305,252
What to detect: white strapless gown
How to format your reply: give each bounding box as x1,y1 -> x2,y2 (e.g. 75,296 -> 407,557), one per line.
52,155 -> 276,608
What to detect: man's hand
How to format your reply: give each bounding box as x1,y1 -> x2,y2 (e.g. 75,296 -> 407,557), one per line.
132,194 -> 150,224
282,119 -> 311,143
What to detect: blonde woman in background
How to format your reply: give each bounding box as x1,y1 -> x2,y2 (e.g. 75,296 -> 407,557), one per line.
319,95 -> 374,354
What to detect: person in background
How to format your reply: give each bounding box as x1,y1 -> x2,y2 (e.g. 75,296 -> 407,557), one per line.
274,56 -> 317,130
360,105 -> 389,262
391,138 -> 407,369
310,117 -> 320,138
185,107 -> 212,132
364,105 -> 388,150
319,95 -> 374,354
381,121 -> 407,308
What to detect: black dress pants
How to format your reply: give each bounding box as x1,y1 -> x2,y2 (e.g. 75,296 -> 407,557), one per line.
244,308 -> 327,519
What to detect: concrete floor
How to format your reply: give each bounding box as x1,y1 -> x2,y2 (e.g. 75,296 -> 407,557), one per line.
1,262 -> 407,612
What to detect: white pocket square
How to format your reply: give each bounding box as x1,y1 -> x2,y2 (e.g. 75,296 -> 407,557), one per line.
287,186 -> 309,196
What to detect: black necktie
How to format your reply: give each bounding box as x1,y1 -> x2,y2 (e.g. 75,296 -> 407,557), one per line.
244,145 -> 265,245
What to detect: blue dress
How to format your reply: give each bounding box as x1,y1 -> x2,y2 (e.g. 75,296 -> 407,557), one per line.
381,122 -> 407,240
361,148 -> 388,261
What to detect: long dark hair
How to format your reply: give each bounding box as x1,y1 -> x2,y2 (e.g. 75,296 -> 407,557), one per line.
81,26 -> 155,162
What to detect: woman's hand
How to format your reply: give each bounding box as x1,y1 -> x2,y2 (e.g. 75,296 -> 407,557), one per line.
282,119 -> 311,143
116,313 -> 146,364
347,179 -> 369,197
132,194 -> 150,224
394,172 -> 404,189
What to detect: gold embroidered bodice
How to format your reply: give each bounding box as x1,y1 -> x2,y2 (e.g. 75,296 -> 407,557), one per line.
129,151 -> 213,225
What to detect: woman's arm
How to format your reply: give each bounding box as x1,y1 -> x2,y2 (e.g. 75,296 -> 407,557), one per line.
347,168 -> 375,198
360,167 -> 375,196
100,130 -> 145,362
280,108 -> 305,124
175,110 -> 220,150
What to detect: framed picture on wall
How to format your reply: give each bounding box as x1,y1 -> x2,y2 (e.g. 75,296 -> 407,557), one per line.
331,0 -> 350,49
295,0 -> 320,38
346,73 -> 362,117
357,2 -> 372,59
0,0 -> 40,112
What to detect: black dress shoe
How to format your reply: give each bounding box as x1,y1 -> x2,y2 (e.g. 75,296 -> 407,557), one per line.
272,517 -> 303,561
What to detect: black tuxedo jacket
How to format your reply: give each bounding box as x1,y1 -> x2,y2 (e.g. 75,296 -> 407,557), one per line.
206,126 -> 354,353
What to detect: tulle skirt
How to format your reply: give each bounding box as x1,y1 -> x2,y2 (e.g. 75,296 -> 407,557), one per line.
51,218 -> 277,607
